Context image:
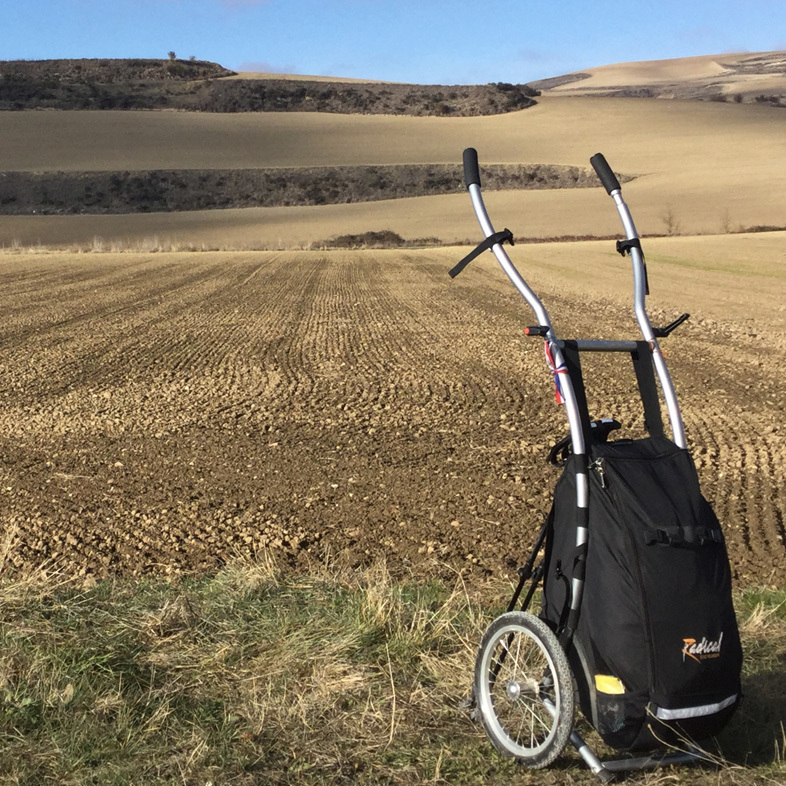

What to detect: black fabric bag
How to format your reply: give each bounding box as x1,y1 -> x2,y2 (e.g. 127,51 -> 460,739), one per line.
542,436 -> 742,751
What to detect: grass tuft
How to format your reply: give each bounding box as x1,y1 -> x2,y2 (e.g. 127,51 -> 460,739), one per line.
0,562 -> 784,784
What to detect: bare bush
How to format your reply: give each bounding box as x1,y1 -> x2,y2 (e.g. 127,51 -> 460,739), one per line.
660,205 -> 682,236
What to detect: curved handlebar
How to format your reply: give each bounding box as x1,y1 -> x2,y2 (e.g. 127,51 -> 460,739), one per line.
590,153 -> 621,195
463,147 -> 481,189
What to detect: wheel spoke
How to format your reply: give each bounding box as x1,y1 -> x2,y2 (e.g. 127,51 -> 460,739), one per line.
520,696 -> 554,735
512,693 -> 553,742
512,631 -> 522,679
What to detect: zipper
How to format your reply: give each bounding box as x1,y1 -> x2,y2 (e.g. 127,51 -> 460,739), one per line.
590,457 -> 607,489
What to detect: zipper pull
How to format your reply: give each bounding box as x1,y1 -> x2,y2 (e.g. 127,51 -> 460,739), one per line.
591,458 -> 608,489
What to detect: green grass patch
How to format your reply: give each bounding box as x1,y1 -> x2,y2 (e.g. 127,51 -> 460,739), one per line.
1,561 -> 784,784
642,247 -> 786,280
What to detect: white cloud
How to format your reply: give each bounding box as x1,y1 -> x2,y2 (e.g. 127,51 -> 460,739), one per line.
235,60 -> 299,74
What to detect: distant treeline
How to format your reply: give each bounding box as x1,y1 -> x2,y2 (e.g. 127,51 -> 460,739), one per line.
0,163 -> 614,215
196,80 -> 538,116
0,58 -> 539,115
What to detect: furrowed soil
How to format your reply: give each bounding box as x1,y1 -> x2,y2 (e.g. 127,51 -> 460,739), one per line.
1,245 -> 784,587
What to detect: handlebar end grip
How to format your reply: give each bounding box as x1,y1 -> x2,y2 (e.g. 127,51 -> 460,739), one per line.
590,153 -> 621,195
463,147 -> 481,189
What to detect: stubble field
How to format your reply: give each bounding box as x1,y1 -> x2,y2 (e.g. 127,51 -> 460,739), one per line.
1,239 -> 784,587
2,94 -> 786,250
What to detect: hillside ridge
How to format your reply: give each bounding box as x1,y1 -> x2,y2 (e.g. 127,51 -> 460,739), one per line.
0,58 -> 538,115
532,51 -> 786,105
0,163 -> 617,215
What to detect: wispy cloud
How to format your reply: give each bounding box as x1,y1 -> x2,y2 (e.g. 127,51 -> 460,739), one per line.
236,60 -> 299,74
516,49 -> 554,64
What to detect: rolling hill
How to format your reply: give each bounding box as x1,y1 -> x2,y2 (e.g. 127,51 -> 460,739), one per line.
0,53 -> 785,249
533,51 -> 786,104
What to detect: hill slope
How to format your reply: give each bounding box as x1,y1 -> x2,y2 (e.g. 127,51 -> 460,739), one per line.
1,53 -> 786,248
0,58 -> 538,115
0,164 -> 606,215
2,94 -> 784,247
533,51 -> 786,105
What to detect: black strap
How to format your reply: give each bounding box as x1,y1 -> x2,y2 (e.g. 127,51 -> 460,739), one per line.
631,341 -> 665,438
650,528 -> 723,546
449,228 -> 514,278
561,341 -> 592,448
617,237 -> 650,295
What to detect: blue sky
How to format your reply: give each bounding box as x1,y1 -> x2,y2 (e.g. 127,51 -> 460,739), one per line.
5,0 -> 786,84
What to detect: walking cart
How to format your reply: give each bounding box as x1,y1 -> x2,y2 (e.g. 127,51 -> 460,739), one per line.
452,149 -> 742,781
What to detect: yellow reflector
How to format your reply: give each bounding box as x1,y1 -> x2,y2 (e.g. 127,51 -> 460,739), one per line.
595,674 -> 626,695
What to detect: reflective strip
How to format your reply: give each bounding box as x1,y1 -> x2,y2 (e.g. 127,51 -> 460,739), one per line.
655,693 -> 738,720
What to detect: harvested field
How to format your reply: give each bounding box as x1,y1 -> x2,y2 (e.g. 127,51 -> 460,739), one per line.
535,51 -> 786,102
2,96 -> 785,249
0,242 -> 784,587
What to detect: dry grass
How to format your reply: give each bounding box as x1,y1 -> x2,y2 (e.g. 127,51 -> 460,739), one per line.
0,556 -> 783,785
0,557 -> 493,784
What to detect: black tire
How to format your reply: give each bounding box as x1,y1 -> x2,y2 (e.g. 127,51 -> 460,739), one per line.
474,611 -> 574,768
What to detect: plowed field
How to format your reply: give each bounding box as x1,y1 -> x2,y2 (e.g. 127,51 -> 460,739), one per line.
1,246 -> 784,587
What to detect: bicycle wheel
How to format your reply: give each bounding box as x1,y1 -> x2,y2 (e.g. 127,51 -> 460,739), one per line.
474,611 -> 574,768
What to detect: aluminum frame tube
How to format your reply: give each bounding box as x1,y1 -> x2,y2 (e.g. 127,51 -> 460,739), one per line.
609,190 -> 686,448
467,184 -> 587,456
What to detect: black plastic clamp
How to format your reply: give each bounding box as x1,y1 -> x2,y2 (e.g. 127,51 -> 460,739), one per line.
616,238 -> 644,259
616,238 -> 649,295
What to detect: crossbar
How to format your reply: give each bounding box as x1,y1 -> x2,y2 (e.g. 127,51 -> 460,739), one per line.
556,339 -> 640,352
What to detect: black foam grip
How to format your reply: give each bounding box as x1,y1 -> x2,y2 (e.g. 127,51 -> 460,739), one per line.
463,147 -> 481,188
590,153 -> 621,194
